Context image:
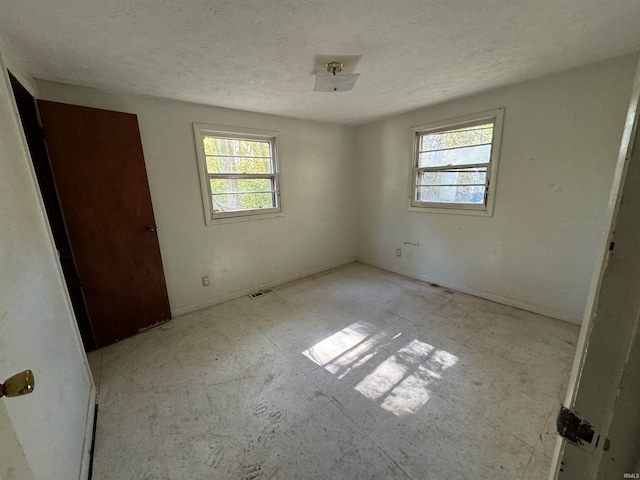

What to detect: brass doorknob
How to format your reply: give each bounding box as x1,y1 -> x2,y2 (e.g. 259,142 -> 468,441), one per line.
0,370 -> 35,398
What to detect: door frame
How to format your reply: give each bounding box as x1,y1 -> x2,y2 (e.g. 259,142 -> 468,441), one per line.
8,71 -> 97,352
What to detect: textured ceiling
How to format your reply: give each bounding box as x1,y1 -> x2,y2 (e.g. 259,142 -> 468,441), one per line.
1,0 -> 640,125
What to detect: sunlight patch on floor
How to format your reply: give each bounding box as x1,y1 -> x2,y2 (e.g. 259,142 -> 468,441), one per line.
302,323 -> 457,415
355,339 -> 457,415
302,321 -> 390,378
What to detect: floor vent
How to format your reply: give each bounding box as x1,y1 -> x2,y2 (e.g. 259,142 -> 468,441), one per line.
248,287 -> 276,299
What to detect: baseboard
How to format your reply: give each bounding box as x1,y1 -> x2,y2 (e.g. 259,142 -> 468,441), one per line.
78,385 -> 97,480
357,257 -> 583,325
171,256 -> 357,317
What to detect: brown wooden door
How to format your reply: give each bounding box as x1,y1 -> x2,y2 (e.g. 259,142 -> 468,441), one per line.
37,100 -> 171,347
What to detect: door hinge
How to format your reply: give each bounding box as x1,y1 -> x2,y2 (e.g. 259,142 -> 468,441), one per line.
557,406 -> 595,446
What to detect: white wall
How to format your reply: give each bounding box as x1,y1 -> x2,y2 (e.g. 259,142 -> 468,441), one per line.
0,36 -> 38,95
355,54 -> 638,323
32,55 -> 636,324
35,82 -> 358,316
0,38 -> 94,480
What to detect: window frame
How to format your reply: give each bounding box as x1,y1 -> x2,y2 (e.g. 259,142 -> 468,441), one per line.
409,108 -> 504,216
193,123 -> 281,224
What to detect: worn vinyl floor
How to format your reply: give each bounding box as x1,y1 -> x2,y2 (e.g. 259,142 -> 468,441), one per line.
87,262 -> 579,480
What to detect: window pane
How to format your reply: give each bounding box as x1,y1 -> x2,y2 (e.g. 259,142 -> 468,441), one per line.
211,192 -> 275,212
417,168 -> 487,186
420,124 -> 493,152
210,178 -> 273,195
418,144 -> 491,168
206,156 -> 272,174
203,136 -> 272,158
416,185 -> 485,204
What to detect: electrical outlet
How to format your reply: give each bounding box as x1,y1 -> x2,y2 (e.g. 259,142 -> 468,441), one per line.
202,275 -> 210,286
396,248 -> 402,257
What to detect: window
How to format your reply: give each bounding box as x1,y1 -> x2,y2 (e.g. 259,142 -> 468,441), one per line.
193,124 -> 281,223
411,108 -> 503,215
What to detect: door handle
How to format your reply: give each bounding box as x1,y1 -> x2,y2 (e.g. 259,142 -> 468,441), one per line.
145,225 -> 156,232
0,370 -> 35,398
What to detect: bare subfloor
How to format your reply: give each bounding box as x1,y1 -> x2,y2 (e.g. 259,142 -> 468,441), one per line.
88,262 -> 578,479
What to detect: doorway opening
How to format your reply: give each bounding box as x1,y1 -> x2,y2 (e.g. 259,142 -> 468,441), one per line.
9,70 -> 97,351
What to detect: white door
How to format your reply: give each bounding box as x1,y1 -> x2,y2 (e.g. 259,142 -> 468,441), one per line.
0,48 -> 95,479
551,54 -> 640,479
0,401 -> 32,479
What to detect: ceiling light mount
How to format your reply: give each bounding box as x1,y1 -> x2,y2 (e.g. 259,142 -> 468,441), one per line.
326,62 -> 343,75
314,60 -> 359,93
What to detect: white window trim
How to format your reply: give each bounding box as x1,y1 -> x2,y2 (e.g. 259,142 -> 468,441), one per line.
409,108 -> 504,217
193,123 -> 282,225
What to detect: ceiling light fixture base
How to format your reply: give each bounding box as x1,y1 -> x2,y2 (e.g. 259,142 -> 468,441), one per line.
326,62 -> 343,75
314,60 -> 359,93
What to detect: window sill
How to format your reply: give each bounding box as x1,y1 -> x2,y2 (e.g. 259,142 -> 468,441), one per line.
407,206 -> 494,217
206,212 -> 286,225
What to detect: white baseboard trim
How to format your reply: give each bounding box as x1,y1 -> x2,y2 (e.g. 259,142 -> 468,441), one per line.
357,257 -> 583,325
170,257 -> 357,317
78,384 -> 96,480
